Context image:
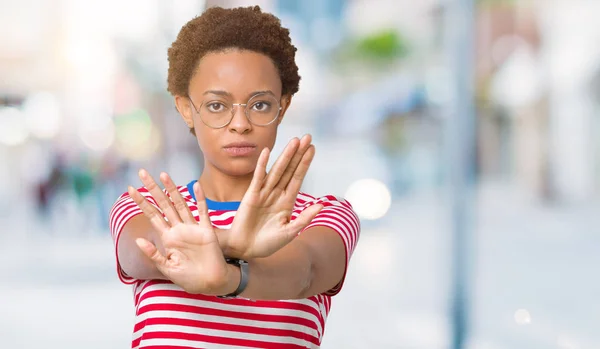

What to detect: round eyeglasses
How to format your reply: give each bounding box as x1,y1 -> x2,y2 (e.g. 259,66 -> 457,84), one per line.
188,93 -> 283,129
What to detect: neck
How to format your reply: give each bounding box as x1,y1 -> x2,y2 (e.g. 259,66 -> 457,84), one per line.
198,163 -> 253,202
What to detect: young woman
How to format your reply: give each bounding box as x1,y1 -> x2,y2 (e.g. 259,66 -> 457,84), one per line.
109,6 -> 360,349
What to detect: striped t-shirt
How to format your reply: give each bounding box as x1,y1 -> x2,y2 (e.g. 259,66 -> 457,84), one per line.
109,180 -> 360,348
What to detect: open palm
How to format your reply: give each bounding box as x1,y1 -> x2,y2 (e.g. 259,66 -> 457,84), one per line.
128,171 -> 230,295
225,134 -> 323,260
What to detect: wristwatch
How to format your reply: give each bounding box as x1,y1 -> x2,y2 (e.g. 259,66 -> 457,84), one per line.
217,258 -> 249,299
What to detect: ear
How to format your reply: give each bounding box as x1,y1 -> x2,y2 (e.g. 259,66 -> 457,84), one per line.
174,95 -> 195,129
277,94 -> 293,125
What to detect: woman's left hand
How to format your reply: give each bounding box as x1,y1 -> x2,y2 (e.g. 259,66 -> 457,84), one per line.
224,134 -> 323,260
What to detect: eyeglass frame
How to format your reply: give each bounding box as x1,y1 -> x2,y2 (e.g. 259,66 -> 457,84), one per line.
187,93 -> 284,129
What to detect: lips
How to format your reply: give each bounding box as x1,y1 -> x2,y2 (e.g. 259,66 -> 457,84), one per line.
222,142 -> 257,157
223,142 -> 257,148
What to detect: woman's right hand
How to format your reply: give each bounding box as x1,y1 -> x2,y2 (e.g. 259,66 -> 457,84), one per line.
223,134 -> 323,260
128,171 -> 235,295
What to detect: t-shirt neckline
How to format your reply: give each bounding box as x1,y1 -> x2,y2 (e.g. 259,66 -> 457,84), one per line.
186,180 -> 241,211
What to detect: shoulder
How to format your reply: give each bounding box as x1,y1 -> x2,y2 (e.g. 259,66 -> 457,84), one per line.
295,192 -> 355,211
296,192 -> 352,209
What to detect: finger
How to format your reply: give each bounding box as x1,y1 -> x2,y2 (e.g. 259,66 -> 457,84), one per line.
135,237 -> 168,267
193,182 -> 214,230
285,204 -> 323,237
138,169 -> 183,225
274,134 -> 312,191
262,138 -> 300,192
128,186 -> 170,234
248,147 -> 270,194
160,172 -> 196,224
284,144 -> 316,198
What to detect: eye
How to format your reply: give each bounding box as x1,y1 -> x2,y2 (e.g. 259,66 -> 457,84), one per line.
251,101 -> 271,112
206,102 -> 226,113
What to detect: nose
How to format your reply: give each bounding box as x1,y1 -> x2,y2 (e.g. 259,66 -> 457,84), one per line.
227,104 -> 252,134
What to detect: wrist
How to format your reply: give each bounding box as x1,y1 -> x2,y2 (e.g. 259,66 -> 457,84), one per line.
217,259 -> 249,298
215,228 -> 232,255
216,263 -> 240,296
216,230 -> 245,259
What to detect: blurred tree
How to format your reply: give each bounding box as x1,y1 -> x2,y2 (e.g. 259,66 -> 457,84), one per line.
355,30 -> 409,62
331,28 -> 411,75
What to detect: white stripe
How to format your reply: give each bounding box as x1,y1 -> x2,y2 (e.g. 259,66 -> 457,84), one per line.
142,324 -> 316,348
190,209 -> 237,224
138,337 -> 263,349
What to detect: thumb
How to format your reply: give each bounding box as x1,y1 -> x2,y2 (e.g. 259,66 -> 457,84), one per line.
286,204 -> 323,237
136,238 -> 168,266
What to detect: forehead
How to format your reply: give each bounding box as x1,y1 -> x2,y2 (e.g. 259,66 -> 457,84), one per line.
189,50 -> 282,98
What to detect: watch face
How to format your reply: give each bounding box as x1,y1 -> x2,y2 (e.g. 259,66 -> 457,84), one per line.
225,258 -> 245,265
216,295 -> 237,299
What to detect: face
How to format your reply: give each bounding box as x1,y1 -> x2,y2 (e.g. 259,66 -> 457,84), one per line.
175,49 -> 291,177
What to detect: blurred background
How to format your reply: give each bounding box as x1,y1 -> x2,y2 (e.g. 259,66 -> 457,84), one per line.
1,0 -> 599,348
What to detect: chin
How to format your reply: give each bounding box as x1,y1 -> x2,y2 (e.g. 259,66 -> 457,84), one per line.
218,160 -> 257,177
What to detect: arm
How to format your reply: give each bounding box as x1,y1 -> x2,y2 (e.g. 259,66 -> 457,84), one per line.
223,193 -> 360,300
232,226 -> 346,300
117,215 -> 167,281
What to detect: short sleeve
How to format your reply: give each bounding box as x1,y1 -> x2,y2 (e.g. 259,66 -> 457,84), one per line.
295,193 -> 361,296
108,187 -> 160,285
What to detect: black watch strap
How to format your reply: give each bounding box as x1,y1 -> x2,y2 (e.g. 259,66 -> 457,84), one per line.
217,258 -> 249,299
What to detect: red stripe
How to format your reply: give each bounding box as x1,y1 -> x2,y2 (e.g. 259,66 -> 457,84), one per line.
209,210 -> 235,217
210,216 -> 234,225
137,303 -> 319,333
142,330 -> 310,348
131,336 -> 141,348
145,316 -> 320,346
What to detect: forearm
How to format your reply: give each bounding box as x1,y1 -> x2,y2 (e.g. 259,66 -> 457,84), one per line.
227,241 -> 314,300
118,215 -> 168,281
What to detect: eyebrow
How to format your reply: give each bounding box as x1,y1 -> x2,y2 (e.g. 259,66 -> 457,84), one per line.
202,90 -> 276,98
